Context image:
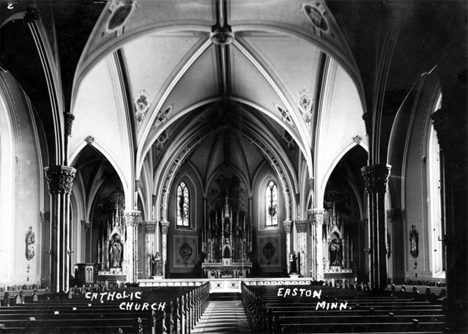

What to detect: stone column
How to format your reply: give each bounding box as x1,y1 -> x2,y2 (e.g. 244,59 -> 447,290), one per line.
144,221 -> 157,278
283,220 -> 292,273
310,209 -> 325,281
295,220 -> 310,277
387,208 -> 405,283
160,219 -> 170,278
361,164 -> 391,290
44,165 -> 76,293
124,210 -> 141,283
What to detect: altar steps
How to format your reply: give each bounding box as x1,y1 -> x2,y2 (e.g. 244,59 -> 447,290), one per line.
192,300 -> 250,334
210,292 -> 242,301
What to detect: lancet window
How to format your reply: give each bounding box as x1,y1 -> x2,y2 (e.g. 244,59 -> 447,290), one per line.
266,180 -> 278,226
176,181 -> 190,226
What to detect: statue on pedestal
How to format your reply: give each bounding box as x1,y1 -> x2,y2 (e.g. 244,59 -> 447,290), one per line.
109,234 -> 123,269
151,252 -> 162,276
289,252 -> 298,274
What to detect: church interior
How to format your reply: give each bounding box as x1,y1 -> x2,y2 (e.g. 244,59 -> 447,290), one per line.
0,0 -> 466,333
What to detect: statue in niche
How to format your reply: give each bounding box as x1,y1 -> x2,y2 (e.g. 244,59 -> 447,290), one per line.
25,226 -> 35,260
329,238 -> 342,266
151,252 -> 162,276
109,234 -> 123,268
289,252 -> 298,274
224,218 -> 230,238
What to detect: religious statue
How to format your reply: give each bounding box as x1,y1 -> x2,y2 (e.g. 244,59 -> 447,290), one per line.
224,218 -> 230,238
329,238 -> 342,266
151,252 -> 162,276
109,234 -> 123,268
289,252 -> 298,274
25,226 -> 35,260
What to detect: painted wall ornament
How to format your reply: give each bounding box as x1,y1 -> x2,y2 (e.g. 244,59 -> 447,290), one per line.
409,225 -> 419,258
25,226 -> 35,260
106,0 -> 136,35
299,2 -> 335,38
297,88 -> 313,129
134,90 -> 150,123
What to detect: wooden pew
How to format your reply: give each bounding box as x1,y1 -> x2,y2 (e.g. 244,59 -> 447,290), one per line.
241,283 -> 446,334
0,282 -> 210,334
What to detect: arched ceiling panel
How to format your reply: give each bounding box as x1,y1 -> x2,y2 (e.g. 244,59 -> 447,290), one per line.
239,32 -> 322,109
158,44 -> 220,120
70,56 -> 131,191
122,33 -> 207,107
239,135 -> 265,180
230,45 -> 290,127
316,61 -> 368,199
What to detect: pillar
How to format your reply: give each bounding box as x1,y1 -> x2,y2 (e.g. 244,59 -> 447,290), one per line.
295,220 -> 309,277
144,220 -> 157,278
387,208 -> 405,284
160,219 -> 170,278
124,210 -> 141,282
310,209 -> 325,281
283,220 -> 292,273
44,165 -> 76,293
361,164 -> 391,291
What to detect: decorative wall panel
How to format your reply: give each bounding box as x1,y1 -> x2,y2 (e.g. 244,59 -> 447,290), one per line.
173,235 -> 198,268
258,234 -> 281,268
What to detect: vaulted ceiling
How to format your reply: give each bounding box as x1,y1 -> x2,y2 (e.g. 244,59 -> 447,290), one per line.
2,0 -> 463,214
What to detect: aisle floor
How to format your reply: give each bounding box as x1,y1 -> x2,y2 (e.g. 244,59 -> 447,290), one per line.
191,300 -> 251,333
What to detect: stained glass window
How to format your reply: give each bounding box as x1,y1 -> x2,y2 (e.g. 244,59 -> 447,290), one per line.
177,181 -> 189,226
266,180 -> 278,226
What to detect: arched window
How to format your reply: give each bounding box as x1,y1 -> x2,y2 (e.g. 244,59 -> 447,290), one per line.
266,180 -> 278,226
176,181 -> 190,226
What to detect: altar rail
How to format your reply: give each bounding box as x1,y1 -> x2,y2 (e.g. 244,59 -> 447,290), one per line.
139,277 -> 314,293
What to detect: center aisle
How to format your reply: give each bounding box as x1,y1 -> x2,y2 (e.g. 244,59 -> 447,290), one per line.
192,299 -> 251,334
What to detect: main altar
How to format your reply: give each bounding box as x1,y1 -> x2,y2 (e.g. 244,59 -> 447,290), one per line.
202,192 -> 252,279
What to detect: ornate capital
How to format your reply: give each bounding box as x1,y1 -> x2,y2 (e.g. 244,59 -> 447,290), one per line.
124,210 -> 141,227
64,112 -> 75,137
361,164 -> 391,193
44,166 -> 76,195
309,209 -> 325,225
160,220 -> 170,235
283,220 -> 293,234
144,220 -> 157,234
387,208 -> 405,223
23,6 -> 40,22
295,220 -> 309,233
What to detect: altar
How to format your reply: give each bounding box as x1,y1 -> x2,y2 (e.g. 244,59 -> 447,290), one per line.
202,262 -> 252,279
202,192 -> 252,279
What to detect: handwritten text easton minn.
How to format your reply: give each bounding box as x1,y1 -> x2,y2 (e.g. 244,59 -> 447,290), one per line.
277,288 -> 348,310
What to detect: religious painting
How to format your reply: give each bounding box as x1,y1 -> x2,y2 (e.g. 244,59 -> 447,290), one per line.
173,235 -> 198,268
258,235 -> 281,268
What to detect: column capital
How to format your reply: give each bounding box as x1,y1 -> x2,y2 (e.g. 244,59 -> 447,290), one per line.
160,220 -> 170,235
283,220 -> 293,234
44,165 -> 76,195
143,220 -> 157,234
309,209 -> 325,225
361,164 -> 391,193
295,219 -> 310,233
124,210 -> 141,227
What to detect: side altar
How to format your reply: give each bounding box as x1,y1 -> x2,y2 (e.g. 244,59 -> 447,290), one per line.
202,193 -> 252,278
